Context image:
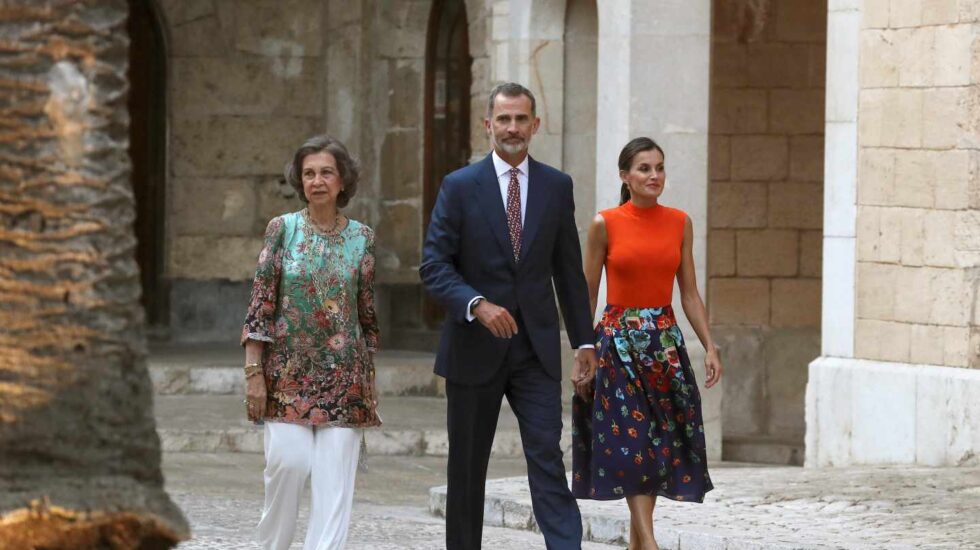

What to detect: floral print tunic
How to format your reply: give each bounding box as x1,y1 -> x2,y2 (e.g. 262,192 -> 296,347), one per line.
241,210 -> 381,428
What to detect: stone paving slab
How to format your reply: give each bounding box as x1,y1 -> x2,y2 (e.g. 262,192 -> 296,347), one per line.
430,465 -> 980,549
155,394 -> 572,458
149,343 -> 441,397
164,453 -> 617,549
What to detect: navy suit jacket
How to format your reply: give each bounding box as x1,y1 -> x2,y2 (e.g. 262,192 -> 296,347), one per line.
419,153 -> 593,385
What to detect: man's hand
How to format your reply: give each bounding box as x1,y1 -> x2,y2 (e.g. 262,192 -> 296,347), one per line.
473,300 -> 519,338
571,347 -> 598,400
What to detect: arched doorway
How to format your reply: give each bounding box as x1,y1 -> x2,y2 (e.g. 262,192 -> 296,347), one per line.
423,0 -> 471,327
127,0 -> 168,331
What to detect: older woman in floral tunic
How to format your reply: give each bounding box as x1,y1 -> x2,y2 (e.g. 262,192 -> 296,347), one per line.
241,135 -> 379,550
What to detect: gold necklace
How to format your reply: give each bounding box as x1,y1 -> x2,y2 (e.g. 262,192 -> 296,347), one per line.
305,208 -> 343,235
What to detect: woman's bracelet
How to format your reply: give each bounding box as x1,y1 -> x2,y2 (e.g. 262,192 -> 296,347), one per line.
244,362 -> 262,378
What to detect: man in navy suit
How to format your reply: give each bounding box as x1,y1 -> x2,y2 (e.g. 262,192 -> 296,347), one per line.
420,82 -> 598,550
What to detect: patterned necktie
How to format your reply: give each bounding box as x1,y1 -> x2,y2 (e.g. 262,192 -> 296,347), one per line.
506,167 -> 522,261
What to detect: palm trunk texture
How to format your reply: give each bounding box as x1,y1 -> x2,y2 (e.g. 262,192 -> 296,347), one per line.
0,1 -> 189,547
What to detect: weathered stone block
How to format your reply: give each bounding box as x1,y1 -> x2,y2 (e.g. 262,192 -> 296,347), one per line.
857,147 -> 895,206
922,87 -> 968,150
709,278 -> 770,325
171,178 -> 258,237
736,229 -> 799,276
731,136 -> 789,181
708,229 -> 736,276
375,201 -> 422,268
769,182 -> 823,229
855,319 -> 911,362
389,60 -> 423,128
890,0 -> 923,27
256,177 -> 304,231
898,27 -> 936,87
910,324 -> 945,365
775,0 -> 828,42
747,44 -> 811,88
233,0 -> 324,57
944,325 -> 970,367
923,210 -> 957,267
892,266 -> 933,322
898,208 -> 926,266
859,30 -> 900,87
710,89 -> 767,134
800,230 -> 822,277
922,0 -> 960,24
789,135 -> 824,182
171,57 -> 322,117
711,41 -> 748,88
380,130 -> 422,200
708,134 -> 730,182
171,115 -> 319,177
891,151 -> 935,208
935,24 -> 975,86
709,181 -> 767,228
771,279 -> 822,328
862,0 -> 891,28
770,89 -> 825,135
929,267 -> 970,325
163,1 -> 236,56
858,89 -> 923,148
171,236 -> 264,281
764,327 -> 820,437
714,326 -> 766,436
808,42 -> 828,88
856,261 -> 897,320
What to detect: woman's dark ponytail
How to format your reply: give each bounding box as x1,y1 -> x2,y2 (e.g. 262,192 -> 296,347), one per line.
617,137 -> 665,206
619,182 -> 631,205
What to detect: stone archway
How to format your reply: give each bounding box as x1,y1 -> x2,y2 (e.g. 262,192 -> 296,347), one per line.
423,0 -> 472,327
127,0 -> 169,332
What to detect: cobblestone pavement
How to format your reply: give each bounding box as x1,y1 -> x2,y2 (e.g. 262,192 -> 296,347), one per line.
430,464 -> 980,549
163,452 -> 980,549
164,452 -> 618,549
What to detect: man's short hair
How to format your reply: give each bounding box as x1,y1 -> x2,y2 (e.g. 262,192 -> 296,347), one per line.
486,82 -> 536,118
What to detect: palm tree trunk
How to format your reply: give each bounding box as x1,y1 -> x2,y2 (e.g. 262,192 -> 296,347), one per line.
0,1 -> 188,546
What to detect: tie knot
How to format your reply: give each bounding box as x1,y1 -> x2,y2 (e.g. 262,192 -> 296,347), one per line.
509,168 -> 519,178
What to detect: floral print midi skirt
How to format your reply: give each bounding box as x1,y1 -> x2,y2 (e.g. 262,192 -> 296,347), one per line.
572,305 -> 713,502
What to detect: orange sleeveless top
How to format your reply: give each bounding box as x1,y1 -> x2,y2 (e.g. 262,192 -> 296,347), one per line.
601,201 -> 687,307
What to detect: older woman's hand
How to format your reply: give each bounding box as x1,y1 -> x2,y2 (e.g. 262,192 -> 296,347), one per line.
245,375 -> 267,422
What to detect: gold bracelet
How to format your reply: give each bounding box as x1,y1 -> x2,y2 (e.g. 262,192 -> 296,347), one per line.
244,363 -> 262,378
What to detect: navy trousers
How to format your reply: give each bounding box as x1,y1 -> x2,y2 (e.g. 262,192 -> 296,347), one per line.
445,315 -> 582,550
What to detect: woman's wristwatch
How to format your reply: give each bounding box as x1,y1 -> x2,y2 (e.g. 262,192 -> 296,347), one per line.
244,362 -> 262,378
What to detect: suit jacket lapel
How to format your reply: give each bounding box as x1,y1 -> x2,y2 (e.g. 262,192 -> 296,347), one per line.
519,158 -> 547,263
474,154 -> 516,266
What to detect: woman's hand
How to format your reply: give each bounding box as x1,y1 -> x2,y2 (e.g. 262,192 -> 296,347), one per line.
704,346 -> 722,389
245,375 -> 267,422
572,348 -> 598,401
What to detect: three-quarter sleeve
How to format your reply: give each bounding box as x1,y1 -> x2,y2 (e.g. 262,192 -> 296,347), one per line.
357,229 -> 380,353
241,216 -> 285,346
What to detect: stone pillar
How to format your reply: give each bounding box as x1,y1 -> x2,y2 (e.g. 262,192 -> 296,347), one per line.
595,0 -> 721,461
806,0 -> 980,467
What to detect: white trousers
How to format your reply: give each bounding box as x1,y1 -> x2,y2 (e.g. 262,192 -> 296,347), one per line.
256,423 -> 361,550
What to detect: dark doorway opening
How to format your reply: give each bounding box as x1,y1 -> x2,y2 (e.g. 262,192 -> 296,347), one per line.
127,0 -> 168,332
423,0 -> 472,328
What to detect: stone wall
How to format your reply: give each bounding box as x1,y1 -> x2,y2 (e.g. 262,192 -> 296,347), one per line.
854,0 -> 980,368
159,0 -> 328,340
707,0 -> 827,446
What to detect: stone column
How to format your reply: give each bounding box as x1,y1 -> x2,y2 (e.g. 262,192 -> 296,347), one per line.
806,0 -> 980,467
595,0 -> 721,461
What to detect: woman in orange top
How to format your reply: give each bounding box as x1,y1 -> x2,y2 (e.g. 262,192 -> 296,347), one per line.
571,137 -> 722,550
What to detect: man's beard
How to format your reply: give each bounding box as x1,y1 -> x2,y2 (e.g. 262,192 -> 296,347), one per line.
494,135 -> 528,155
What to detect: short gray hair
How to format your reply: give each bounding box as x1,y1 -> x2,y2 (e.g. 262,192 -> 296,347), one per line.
284,135 -> 360,208
486,82 -> 536,118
